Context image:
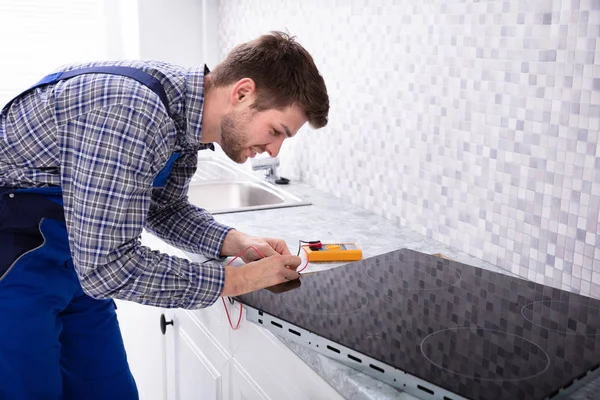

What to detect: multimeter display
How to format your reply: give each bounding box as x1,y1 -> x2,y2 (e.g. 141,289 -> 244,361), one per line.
313,243 -> 358,251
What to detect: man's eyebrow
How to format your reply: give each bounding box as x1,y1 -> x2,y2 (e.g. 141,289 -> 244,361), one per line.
281,124 -> 292,138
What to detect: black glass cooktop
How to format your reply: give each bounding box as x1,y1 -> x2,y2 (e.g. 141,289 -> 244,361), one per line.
236,249 -> 600,400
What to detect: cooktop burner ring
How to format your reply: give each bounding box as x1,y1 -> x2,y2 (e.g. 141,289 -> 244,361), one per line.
420,327 -> 551,382
521,300 -> 600,336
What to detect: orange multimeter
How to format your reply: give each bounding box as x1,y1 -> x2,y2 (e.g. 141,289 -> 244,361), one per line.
302,242 -> 363,262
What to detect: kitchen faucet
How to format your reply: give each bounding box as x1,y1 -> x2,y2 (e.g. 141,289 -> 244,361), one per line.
251,157 -> 280,183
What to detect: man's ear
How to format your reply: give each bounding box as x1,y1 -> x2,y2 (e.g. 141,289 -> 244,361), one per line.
230,78 -> 256,105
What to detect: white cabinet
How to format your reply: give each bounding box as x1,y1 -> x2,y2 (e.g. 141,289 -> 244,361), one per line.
163,306 -> 230,400
118,232 -> 344,400
168,302 -> 344,400
230,361 -> 269,400
115,300 -> 167,400
115,230 -> 172,400
168,322 -> 222,399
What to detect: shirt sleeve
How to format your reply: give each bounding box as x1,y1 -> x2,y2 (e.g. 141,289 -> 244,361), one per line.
145,150 -> 233,259
58,103 -> 224,309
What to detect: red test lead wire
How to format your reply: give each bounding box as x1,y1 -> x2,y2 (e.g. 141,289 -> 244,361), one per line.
222,244 -> 306,330
222,296 -> 243,330
222,245 -> 266,330
297,246 -> 309,273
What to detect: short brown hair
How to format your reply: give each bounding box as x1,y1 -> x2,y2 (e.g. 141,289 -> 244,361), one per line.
209,31 -> 329,129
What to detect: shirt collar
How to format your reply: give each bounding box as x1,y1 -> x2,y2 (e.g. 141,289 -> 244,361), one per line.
184,64 -> 214,151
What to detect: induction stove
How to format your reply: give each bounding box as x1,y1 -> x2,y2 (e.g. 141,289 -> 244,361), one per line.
235,249 -> 600,400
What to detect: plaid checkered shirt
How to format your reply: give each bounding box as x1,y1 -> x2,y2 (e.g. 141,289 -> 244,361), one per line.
0,61 -> 232,309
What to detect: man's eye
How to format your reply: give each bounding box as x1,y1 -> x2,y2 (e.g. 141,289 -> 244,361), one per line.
271,130 -> 281,136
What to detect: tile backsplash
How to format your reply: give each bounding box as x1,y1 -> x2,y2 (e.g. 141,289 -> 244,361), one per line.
217,0 -> 600,298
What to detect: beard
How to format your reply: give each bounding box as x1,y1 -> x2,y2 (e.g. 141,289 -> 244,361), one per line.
220,108 -> 252,163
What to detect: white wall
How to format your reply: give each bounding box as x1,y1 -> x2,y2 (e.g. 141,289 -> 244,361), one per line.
138,0 -> 204,67
0,0 -> 109,106
216,0 -> 600,299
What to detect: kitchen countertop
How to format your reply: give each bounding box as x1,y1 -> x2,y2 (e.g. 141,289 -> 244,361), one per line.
195,180 -> 599,400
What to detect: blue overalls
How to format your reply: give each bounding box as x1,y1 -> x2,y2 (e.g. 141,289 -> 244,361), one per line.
0,67 -> 180,400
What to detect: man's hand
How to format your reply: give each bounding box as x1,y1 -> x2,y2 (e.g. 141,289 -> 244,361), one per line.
221,230 -> 291,262
222,255 -> 301,297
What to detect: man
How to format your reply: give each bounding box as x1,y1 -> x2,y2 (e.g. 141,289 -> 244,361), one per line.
0,31 -> 329,399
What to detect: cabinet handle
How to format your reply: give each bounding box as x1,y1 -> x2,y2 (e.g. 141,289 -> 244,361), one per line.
160,313 -> 174,335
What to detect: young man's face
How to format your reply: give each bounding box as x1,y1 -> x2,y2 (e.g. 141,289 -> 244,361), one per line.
219,103 -> 307,164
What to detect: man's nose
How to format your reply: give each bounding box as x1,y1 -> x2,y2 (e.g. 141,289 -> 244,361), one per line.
266,139 -> 284,158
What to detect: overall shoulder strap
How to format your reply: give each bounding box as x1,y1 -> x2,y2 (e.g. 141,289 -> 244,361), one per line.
1,66 -> 172,117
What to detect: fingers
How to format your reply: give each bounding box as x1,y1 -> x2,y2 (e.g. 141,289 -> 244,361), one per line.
255,245 -> 278,258
274,255 -> 301,282
238,237 -> 291,262
279,266 -> 300,281
224,255 -> 304,297
258,255 -> 301,284
275,240 -> 292,255
264,238 -> 292,256
241,239 -> 291,262
278,255 -> 301,270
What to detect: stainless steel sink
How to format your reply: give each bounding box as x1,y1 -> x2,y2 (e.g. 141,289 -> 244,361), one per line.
188,182 -> 284,210
187,155 -> 310,214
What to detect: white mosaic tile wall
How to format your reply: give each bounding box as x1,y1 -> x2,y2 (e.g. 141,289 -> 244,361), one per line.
217,0 -> 600,298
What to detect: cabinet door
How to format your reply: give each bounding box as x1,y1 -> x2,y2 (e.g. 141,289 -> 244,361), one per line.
115,230 -> 172,400
165,308 -> 231,400
171,324 -> 221,400
230,360 -> 269,400
115,300 -> 167,400
159,243 -> 230,400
